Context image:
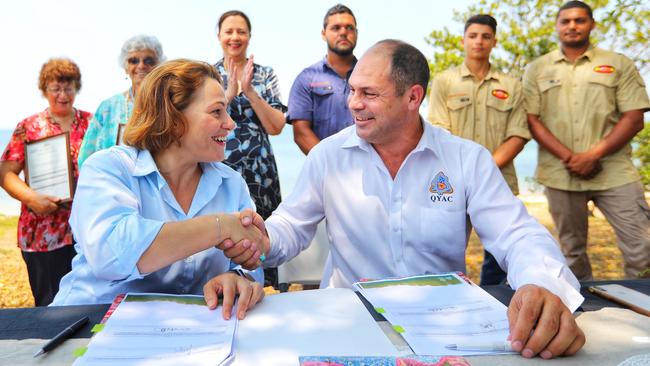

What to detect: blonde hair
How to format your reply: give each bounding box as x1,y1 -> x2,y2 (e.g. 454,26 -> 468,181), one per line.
123,59 -> 222,153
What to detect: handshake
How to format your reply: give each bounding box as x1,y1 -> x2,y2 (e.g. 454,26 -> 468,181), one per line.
215,208 -> 269,270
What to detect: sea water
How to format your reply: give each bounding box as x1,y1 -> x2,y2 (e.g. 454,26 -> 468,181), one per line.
0,128 -> 539,216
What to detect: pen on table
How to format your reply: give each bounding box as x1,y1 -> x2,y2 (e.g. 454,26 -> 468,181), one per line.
33,316 -> 89,357
445,340 -> 513,352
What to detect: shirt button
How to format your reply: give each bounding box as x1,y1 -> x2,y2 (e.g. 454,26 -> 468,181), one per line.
184,256 -> 194,263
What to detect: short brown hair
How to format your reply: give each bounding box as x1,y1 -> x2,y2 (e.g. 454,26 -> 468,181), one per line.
38,58 -> 82,94
123,59 -> 223,153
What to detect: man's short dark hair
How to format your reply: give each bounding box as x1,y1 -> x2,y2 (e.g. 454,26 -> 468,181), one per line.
323,4 -> 356,29
375,40 -> 430,96
464,14 -> 497,33
557,1 -> 594,19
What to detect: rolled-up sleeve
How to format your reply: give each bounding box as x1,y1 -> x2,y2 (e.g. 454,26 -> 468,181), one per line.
465,146 -> 583,312
522,63 -> 542,116
287,70 -> 314,123
70,150 -> 164,282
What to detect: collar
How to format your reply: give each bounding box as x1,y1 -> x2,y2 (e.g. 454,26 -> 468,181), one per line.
132,149 -> 226,192
460,62 -> 500,81
341,116 -> 438,158
552,44 -> 595,63
321,56 -> 358,77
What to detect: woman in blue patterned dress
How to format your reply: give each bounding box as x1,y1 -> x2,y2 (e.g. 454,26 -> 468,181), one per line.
215,11 -> 285,220
216,10 -> 286,287
77,35 -> 165,167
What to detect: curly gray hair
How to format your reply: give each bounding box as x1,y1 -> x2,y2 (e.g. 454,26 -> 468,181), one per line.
118,35 -> 165,68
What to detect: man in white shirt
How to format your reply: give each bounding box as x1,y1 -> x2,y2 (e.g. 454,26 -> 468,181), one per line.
231,39 -> 585,359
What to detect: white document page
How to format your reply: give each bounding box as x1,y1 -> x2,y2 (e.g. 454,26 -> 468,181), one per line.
234,288 -> 405,366
73,293 -> 237,366
355,273 -> 514,356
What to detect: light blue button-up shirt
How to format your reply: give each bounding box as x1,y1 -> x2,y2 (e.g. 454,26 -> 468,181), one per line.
52,146 -> 262,306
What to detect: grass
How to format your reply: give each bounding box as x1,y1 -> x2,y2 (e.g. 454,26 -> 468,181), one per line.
0,198 -> 628,308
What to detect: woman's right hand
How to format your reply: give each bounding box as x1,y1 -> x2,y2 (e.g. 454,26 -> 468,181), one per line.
216,212 -> 267,269
224,56 -> 241,103
26,193 -> 59,215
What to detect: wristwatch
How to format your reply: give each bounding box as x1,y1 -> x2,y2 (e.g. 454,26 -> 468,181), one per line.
229,269 -> 255,282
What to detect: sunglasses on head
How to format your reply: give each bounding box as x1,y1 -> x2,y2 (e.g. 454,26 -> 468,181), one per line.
127,56 -> 157,66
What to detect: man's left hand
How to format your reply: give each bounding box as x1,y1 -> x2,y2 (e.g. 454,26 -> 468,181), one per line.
565,151 -> 601,179
507,284 -> 585,359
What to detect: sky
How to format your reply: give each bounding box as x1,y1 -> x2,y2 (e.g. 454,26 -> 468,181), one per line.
0,0 -> 473,129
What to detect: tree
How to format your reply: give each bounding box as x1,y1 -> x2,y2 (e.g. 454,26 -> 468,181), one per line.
425,0 -> 650,78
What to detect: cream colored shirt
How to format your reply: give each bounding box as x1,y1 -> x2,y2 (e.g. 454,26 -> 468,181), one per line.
428,63 -> 530,194
523,46 -> 650,191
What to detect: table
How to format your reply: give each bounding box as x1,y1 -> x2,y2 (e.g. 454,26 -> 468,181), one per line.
1,280 -> 649,365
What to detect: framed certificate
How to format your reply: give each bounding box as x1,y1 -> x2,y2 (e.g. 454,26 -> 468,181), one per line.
116,123 -> 126,145
24,133 -> 74,202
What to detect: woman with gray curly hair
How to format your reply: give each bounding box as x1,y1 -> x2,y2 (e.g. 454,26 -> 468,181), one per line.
77,34 -> 165,167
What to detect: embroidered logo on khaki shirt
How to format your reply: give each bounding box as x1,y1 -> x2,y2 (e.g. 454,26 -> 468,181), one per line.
593,65 -> 615,74
491,89 -> 509,100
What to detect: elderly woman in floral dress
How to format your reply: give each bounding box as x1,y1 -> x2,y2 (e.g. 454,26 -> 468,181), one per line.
0,58 -> 91,306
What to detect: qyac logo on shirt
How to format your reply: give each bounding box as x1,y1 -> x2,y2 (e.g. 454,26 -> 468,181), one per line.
429,171 -> 454,203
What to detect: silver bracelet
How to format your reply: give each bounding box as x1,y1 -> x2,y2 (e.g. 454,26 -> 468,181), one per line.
215,214 -> 221,243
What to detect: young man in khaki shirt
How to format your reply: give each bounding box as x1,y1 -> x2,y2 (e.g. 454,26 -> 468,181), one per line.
428,14 -> 530,285
523,1 -> 650,280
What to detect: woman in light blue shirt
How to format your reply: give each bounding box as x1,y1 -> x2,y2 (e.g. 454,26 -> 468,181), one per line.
52,60 -> 267,320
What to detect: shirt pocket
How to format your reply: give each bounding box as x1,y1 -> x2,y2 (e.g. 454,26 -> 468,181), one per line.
312,86 -> 335,97
486,93 -> 514,112
415,207 -> 467,258
587,73 -> 617,106
445,96 -> 472,111
538,78 -> 563,93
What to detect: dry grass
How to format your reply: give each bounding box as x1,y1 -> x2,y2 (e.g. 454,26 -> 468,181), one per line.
0,198 -> 628,308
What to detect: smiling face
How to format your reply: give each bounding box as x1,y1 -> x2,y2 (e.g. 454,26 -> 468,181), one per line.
347,50 -> 411,147
322,13 -> 357,56
462,23 -> 496,61
218,15 -> 250,60
125,49 -> 159,89
556,7 -> 594,49
45,80 -> 77,116
179,77 -> 235,162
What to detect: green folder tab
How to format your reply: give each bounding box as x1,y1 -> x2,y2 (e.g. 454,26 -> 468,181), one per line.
91,323 -> 105,333
392,325 -> 405,333
374,307 -> 385,314
73,347 -> 88,357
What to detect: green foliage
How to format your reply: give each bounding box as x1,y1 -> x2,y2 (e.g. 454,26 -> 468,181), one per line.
633,122 -> 650,190
425,0 -> 650,79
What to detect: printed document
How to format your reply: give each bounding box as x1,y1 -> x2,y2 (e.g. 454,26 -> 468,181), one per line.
355,273 -> 514,356
73,293 -> 237,366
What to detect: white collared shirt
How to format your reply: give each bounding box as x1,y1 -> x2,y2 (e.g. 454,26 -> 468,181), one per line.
266,121 -> 583,311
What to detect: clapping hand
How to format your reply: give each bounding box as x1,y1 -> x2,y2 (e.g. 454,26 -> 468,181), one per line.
224,56 -> 241,103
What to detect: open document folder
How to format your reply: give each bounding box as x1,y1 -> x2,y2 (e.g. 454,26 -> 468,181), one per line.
73,293 -> 237,366
354,272 -> 516,356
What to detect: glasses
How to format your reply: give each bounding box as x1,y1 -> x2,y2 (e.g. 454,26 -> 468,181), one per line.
46,86 -> 76,95
127,56 -> 157,66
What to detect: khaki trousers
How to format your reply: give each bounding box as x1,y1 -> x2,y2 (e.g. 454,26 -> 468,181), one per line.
545,181 -> 650,280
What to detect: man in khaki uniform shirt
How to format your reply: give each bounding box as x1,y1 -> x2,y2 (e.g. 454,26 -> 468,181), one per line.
523,1 -> 650,280
428,14 -> 530,285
